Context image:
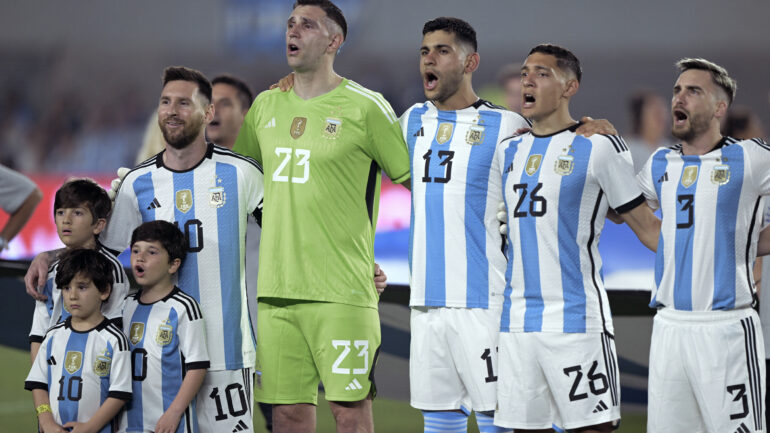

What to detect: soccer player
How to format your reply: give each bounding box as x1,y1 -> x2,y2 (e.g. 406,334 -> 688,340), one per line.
25,66 -> 264,433
401,17 -> 527,433
29,179 -> 129,363
494,44 -> 659,433
123,221 -> 209,433
25,248 -> 132,433
637,58 -> 769,433
232,1 -> 410,431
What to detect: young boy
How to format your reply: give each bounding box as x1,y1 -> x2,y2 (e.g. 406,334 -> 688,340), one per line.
25,248 -> 132,433
29,179 -> 130,362
122,220 -> 209,433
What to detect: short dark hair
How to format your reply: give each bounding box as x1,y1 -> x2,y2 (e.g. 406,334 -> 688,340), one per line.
293,0 -> 347,39
162,66 -> 212,104
675,58 -> 737,105
54,178 -> 111,221
130,220 -> 187,265
528,44 -> 582,83
55,249 -> 114,295
212,74 -> 254,112
422,17 -> 477,52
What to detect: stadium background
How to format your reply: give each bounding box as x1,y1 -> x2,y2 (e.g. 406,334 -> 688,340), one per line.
1,0 -> 769,431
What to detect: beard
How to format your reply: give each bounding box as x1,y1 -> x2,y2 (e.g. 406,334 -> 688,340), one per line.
159,115 -> 204,150
425,71 -> 464,106
671,110 -> 711,142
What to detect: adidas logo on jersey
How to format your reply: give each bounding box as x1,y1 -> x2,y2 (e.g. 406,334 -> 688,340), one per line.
47,355 -> 56,366
592,400 -> 609,413
413,127 -> 424,137
505,162 -> 515,174
231,420 -> 249,432
147,198 -> 161,210
264,117 -> 276,129
345,378 -> 363,391
657,172 -> 669,183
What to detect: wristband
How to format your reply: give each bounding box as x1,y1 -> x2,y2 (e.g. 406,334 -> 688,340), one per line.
35,403 -> 52,416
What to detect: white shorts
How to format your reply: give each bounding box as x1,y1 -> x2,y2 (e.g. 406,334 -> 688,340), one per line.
648,308 -> 766,433
410,307 -> 502,412
495,331 -> 620,430
196,368 -> 255,433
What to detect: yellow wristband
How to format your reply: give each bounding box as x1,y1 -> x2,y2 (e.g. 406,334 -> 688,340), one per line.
35,403 -> 52,416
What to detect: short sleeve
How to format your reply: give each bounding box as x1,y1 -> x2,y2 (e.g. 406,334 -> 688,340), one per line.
233,95 -> 263,164
25,333 -> 52,390
591,135 -> 644,213
178,301 -> 210,370
0,164 -> 37,214
107,335 -> 132,400
100,176 -> 142,253
362,97 -> 410,184
636,151 -> 660,210
745,139 -> 770,197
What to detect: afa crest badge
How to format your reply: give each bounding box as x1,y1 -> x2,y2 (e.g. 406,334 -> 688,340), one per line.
93,348 -> 112,377
323,117 -> 342,139
156,318 -> 173,346
711,164 -> 730,185
554,155 -> 574,176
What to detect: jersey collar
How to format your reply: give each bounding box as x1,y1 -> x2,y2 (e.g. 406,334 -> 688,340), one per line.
155,142 -> 215,173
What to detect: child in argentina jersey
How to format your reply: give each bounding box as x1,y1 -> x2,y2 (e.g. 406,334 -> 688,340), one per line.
102,143 -> 263,371
637,137 -> 770,311
122,288 -> 209,432
30,245 -> 129,345
25,318 -> 132,432
498,123 -> 644,334
401,99 -> 529,308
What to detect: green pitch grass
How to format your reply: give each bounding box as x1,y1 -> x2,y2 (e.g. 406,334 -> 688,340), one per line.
2,345 -> 646,432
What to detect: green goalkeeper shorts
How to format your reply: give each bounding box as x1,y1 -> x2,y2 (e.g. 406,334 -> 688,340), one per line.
254,298 -> 381,404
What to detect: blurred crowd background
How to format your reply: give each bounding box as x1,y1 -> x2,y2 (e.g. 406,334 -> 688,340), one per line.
1,0 -> 768,173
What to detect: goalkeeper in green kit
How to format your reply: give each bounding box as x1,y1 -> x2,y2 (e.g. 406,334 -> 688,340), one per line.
232,1 -> 411,432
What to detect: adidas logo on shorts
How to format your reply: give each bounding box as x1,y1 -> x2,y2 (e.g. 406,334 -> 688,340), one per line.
592,400 -> 608,413
232,420 -> 249,432
345,378 -> 363,391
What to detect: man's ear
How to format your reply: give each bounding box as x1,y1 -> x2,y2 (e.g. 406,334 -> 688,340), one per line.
465,52 -> 480,74
563,78 -> 579,99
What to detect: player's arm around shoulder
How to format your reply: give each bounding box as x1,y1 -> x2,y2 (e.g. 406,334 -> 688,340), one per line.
360,87 -> 411,186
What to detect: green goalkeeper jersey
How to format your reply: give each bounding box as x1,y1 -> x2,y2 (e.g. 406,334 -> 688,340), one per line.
233,78 -> 410,309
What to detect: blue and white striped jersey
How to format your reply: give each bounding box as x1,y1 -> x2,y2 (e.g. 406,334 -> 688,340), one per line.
637,137 -> 770,311
101,143 -> 263,371
30,244 -> 130,343
25,318 -> 132,432
498,124 -> 643,334
122,287 -> 209,433
400,100 -> 529,308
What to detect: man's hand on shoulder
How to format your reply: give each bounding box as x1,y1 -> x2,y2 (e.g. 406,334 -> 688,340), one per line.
24,251 -> 54,301
575,116 -> 617,137
269,72 -> 295,92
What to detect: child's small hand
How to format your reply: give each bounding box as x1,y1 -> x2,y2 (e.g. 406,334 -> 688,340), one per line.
63,421 -> 95,433
38,418 -> 67,433
155,407 -> 184,433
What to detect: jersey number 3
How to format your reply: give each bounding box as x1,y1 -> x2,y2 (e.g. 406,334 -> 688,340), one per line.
273,147 -> 310,184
